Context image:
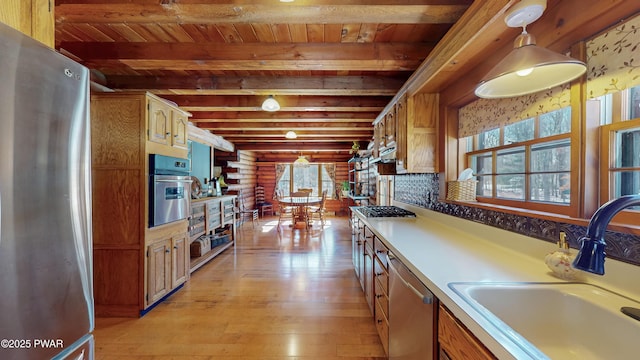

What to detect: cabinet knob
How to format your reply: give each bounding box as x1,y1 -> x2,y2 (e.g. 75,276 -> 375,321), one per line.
174,245 -> 179,249
165,249 -> 170,253
165,132 -> 171,135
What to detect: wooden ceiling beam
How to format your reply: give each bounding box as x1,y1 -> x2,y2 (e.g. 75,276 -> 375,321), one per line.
86,59 -> 422,72
60,42 -> 432,62
188,111 -> 378,120
234,142 -> 358,152
106,76 -> 406,95
164,94 -> 390,107
55,4 -> 470,25
199,122 -> 372,129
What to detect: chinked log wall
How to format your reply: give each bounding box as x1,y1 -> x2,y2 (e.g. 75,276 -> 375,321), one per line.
215,149 -> 257,208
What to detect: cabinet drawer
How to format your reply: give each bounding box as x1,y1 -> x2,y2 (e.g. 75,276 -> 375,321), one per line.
374,279 -> 389,319
375,299 -> 389,356
374,257 -> 388,294
374,237 -> 389,268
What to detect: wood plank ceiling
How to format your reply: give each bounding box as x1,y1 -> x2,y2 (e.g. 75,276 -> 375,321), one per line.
54,0 -> 473,162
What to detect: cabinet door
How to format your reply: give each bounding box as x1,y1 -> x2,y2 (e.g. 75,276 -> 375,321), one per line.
386,108 -> 395,146
396,94 -> 408,170
148,99 -> 171,145
147,239 -> 171,306
171,234 -> 189,288
172,111 -> 189,149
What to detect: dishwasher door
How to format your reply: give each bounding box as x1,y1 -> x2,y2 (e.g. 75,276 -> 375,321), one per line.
388,251 -> 437,360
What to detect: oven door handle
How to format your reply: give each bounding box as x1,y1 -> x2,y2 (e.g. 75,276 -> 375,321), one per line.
155,179 -> 192,183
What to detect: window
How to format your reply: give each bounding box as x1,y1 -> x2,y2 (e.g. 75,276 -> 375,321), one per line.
599,85 -> 640,219
276,163 -> 335,198
464,107 -> 573,213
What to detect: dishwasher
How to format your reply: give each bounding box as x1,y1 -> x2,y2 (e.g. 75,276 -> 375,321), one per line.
388,251 -> 437,360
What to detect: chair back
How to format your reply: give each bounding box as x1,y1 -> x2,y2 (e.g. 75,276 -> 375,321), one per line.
298,188 -> 313,194
255,184 -> 267,204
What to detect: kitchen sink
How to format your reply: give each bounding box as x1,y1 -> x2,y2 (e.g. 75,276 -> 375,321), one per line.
448,282 -> 640,360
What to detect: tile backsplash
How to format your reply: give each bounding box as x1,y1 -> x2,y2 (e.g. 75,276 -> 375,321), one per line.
394,173 -> 640,267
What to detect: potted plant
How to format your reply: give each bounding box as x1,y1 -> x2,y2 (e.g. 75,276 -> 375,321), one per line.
341,181 -> 350,197
349,141 -> 360,157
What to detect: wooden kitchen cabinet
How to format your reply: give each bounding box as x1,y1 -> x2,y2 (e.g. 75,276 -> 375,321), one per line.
147,93 -> 191,152
373,92 -> 438,173
145,225 -> 190,308
146,239 -> 172,306
189,196 -> 237,273
91,91 -> 191,317
0,0 -> 54,47
373,236 -> 390,355
438,304 -> 497,360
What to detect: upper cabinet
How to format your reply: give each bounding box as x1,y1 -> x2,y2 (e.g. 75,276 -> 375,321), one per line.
147,94 -> 190,151
373,92 -> 438,173
0,0 -> 54,47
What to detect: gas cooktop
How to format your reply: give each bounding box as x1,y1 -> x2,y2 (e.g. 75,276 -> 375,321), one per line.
358,206 -> 416,218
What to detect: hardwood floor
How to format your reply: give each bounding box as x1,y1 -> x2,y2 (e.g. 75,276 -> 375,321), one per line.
94,215 -> 386,359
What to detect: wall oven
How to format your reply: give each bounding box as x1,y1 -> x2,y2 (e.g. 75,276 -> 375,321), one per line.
149,154 -> 191,228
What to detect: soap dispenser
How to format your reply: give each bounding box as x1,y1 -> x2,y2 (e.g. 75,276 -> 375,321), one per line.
545,232 -> 578,280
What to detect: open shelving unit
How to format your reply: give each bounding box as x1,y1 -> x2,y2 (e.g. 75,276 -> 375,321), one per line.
348,156 -> 372,205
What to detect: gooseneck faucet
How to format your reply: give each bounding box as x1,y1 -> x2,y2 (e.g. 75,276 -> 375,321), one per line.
572,195 -> 640,275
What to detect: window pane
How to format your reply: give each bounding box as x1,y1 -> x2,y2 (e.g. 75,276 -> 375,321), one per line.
496,147 -> 525,173
540,107 -> 571,137
615,127 -> 640,168
293,165 -> 318,195
476,175 -> 493,197
613,170 -> 640,197
278,165 -> 291,196
321,165 -> 335,198
478,128 -> 500,150
530,173 -> 571,203
531,140 -> 571,172
471,152 -> 492,175
629,85 -> 640,120
504,118 -> 534,144
496,175 -> 524,200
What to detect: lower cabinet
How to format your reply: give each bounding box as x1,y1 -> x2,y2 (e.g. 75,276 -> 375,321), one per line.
189,195 -> 237,272
438,305 -> 497,360
146,229 -> 189,308
353,220 -> 497,360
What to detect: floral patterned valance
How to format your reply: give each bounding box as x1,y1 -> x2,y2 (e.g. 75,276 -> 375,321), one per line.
586,13 -> 640,99
459,85 -> 570,138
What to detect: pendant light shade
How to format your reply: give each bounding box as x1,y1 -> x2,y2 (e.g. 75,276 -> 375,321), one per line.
261,95 -> 280,111
475,32 -> 586,98
474,0 -> 586,99
293,155 -> 310,167
285,131 -> 297,139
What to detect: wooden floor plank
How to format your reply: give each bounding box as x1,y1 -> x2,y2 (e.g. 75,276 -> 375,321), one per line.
94,216 -> 386,359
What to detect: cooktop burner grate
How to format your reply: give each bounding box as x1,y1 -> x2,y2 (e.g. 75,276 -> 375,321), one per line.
359,206 -> 416,218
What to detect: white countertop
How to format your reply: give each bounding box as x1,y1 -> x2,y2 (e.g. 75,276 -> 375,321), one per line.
354,202 -> 640,360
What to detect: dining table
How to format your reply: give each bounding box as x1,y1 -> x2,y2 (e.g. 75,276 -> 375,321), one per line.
278,196 -> 322,228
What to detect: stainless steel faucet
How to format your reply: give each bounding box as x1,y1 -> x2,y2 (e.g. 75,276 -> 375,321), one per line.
572,195 -> 640,275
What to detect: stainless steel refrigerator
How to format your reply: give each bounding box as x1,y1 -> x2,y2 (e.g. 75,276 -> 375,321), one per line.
0,23 -> 94,360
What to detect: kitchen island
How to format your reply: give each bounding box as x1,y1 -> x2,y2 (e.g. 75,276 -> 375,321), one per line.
352,203 -> 640,359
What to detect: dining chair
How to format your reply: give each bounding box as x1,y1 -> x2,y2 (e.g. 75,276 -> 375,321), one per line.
276,189 -> 293,230
298,188 -> 313,194
290,190 -> 310,228
309,189 -> 328,226
235,191 -> 258,228
255,184 -> 274,217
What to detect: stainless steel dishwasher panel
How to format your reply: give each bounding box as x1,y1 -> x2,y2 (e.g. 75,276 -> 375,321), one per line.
388,251 -> 437,360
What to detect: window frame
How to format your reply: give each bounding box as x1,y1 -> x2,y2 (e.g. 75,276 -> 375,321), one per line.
599,118 -> 640,225
463,108 -> 577,216
277,163 -> 335,199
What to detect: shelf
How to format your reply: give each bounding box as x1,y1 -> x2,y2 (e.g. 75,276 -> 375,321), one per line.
189,240 -> 234,273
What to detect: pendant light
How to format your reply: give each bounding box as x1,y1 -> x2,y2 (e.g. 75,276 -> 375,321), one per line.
293,154 -> 310,167
285,131 -> 297,139
261,95 -> 280,112
474,0 -> 586,99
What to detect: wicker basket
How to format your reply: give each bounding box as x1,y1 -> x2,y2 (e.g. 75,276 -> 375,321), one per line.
446,180 -> 477,201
